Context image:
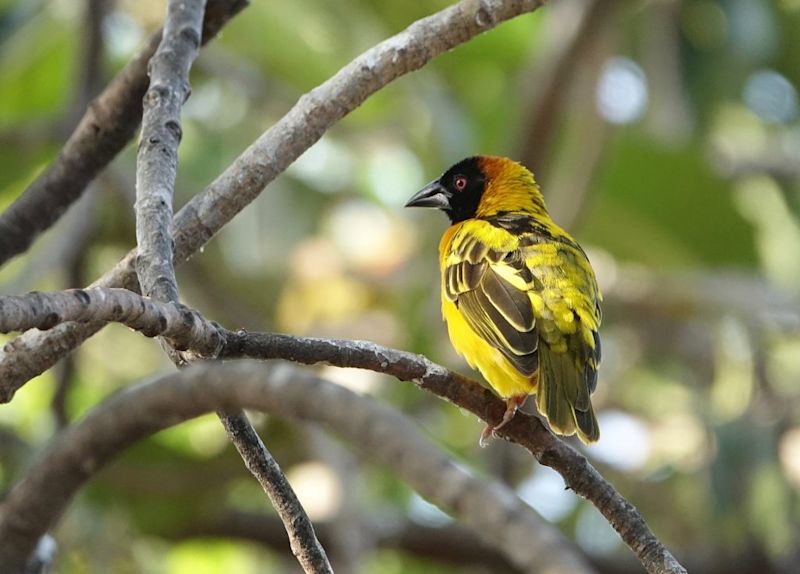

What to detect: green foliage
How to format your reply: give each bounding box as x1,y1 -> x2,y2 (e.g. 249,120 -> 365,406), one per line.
2,0 -> 800,572
587,134 -> 757,266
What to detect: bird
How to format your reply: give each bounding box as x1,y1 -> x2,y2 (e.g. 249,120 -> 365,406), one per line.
405,155 -> 602,446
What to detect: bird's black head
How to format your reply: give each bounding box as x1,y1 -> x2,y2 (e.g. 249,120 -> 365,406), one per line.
405,156 -> 487,224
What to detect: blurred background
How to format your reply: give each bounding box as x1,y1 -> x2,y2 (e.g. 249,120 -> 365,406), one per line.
2,0 -> 800,572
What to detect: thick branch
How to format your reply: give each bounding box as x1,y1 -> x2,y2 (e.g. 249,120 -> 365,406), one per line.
135,0 -> 205,304
0,361 -> 593,574
0,0 -> 546,395
0,288 -> 224,365
0,0 -> 249,267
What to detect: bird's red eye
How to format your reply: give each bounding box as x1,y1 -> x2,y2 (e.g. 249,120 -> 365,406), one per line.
454,176 -> 468,191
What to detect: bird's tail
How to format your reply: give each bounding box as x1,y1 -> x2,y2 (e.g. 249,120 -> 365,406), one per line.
535,342 -> 599,443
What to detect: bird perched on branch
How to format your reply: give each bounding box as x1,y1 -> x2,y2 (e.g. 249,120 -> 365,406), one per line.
406,156 -> 602,446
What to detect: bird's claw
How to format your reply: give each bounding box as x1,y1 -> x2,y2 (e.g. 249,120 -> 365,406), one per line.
479,425 -> 496,448
478,395 -> 527,447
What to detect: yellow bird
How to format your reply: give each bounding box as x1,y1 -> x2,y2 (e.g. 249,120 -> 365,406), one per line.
406,156 -> 602,445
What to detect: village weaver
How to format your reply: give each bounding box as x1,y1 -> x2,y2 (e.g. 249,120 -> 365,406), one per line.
405,156 -> 602,445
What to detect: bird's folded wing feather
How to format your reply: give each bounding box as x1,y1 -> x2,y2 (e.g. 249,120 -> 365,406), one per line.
518,234 -> 602,392
443,225 -> 539,377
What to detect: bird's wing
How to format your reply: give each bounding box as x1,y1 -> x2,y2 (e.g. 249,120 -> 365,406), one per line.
517,232 -> 602,375
443,223 -> 539,377
516,231 -> 602,440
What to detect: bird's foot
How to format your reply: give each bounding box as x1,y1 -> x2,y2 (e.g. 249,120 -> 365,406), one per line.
478,395 -> 527,447
479,425 -> 495,448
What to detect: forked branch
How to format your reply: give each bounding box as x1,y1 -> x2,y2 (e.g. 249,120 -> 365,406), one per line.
0,288 -> 686,574
0,0 -> 547,398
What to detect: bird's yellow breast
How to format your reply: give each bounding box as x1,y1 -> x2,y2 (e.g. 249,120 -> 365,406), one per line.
441,297 -> 537,398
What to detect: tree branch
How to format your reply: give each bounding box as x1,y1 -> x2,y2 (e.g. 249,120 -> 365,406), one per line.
66,0 -> 110,126
0,288 -> 224,366
225,334 -> 689,574
168,0 -> 545,265
131,4 -> 331,570
135,0 -> 204,305
0,0 -> 249,267
0,0 -> 546,395
217,412 -> 333,573
0,288 -> 685,573
0,361 -> 594,574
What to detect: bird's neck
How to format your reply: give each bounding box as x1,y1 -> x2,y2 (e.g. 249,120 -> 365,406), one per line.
476,178 -> 551,222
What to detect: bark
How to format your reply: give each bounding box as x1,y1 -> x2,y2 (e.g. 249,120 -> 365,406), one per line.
131,3 -> 331,570
135,0 -> 206,305
218,412 -> 333,573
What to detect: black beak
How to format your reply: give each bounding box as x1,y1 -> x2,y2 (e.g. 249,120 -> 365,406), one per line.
405,180 -> 450,209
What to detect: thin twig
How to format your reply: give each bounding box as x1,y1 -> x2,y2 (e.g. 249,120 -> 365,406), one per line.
0,0 -> 249,267
0,361 -> 594,574
0,0 -> 546,394
66,0 -> 111,127
218,411 -> 333,573
0,288 -> 686,573
6,258 -> 798,398
51,356 -> 76,430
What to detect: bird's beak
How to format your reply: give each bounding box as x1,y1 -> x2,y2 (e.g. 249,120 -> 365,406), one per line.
405,180 -> 450,209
